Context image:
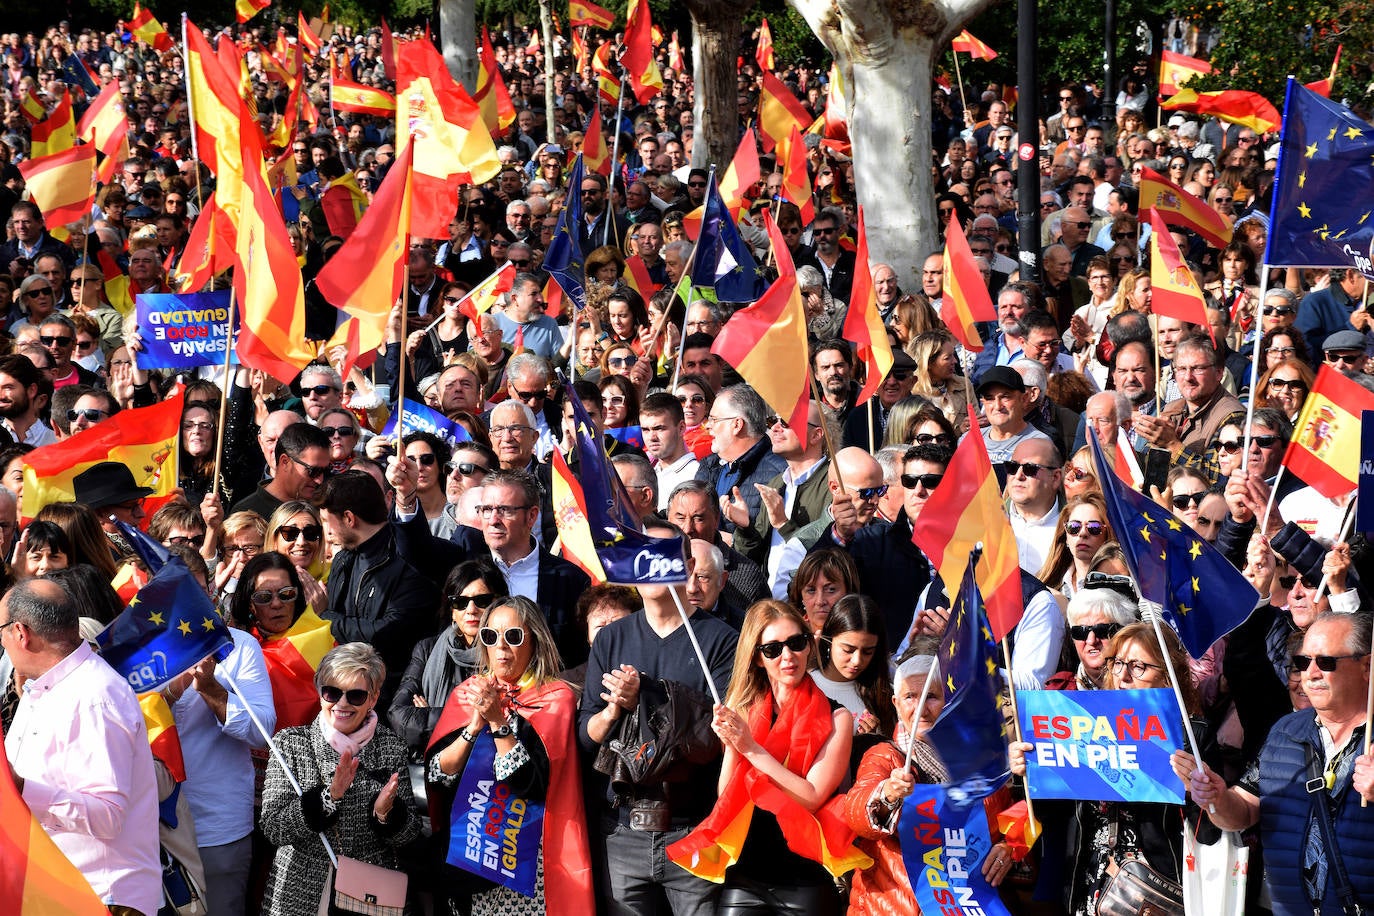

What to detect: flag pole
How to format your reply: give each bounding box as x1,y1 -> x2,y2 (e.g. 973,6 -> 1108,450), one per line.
904,662 -> 940,772
668,196 -> 708,390
1000,631 -> 1039,833
606,72 -> 628,250
1240,265 -> 1272,472
1364,650 -> 1372,807
1312,496 -> 1357,606
393,149 -> 413,441
1258,465 -> 1286,535
667,586 -> 721,705
211,290 -> 236,499
1142,608 -> 1211,813
951,51 -> 968,116
809,374 -> 846,494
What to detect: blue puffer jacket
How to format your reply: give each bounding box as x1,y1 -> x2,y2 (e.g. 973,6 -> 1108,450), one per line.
1256,711 -> 1374,916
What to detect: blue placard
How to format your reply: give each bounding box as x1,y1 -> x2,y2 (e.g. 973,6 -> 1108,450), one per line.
380,399 -> 472,448
135,291 -> 236,369
900,785 -> 1013,916
1016,689 -> 1186,804
446,731 -> 544,897
1359,410 -> 1374,534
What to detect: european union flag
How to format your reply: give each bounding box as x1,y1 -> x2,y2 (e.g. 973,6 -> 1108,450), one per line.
925,549 -> 1009,802
96,557 -> 233,695
60,54 -> 98,99
115,519 -> 169,575
1266,78 -> 1374,276
1088,432 -> 1259,658
544,154 -> 588,310
690,170 -> 768,304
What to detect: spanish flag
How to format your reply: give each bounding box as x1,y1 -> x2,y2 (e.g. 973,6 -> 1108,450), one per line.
76,78 -> 130,184
842,205 -> 894,405
184,20 -> 245,203
19,145 -> 96,228
569,0 -> 616,29
19,88 -> 45,125
1158,50 -> 1210,97
941,214 -> 995,352
952,29 -> 997,61
717,128 -> 761,218
909,405 -> 1024,641
128,3 -> 174,53
0,733 -> 112,915
622,254 -> 659,300
455,260 -> 517,322
319,171 -> 369,238
1147,207 -> 1211,340
475,26 -> 516,136
236,0 -> 271,24
550,447 -> 608,583
298,11 -> 324,55
582,103 -> 610,176
668,30 -> 685,73
140,693 -> 187,783
1161,88 -> 1281,135
758,69 -> 811,153
330,72 -> 396,118
755,18 -> 774,71
571,27 -> 590,72
21,392 -> 182,521
592,42 -> 620,107
1137,165 -> 1232,250
173,193 -> 234,293
1283,365 -> 1374,499
1305,45 -> 1342,98
30,88 -> 75,159
623,0 -> 663,104
259,608 -> 335,730
777,124 -> 814,224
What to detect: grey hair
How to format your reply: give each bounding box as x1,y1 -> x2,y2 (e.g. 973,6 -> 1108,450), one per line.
691,539 -> 725,576
1311,610 -> 1371,656
717,384 -> 769,438
507,352 -> 551,385
37,313 -> 77,334
1087,390 -> 1132,424
314,642 -> 386,696
664,240 -> 693,262
300,364 -> 344,390
611,452 -> 657,505
1265,288 -> 1297,307
796,265 -> 825,292
1011,357 -> 1048,393
505,199 -> 530,216
1066,587 -> 1139,627
5,578 -> 79,647
893,654 -> 941,694
490,399 -> 537,428
875,445 -> 904,485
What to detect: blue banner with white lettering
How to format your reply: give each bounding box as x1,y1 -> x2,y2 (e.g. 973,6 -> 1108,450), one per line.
900,784 -> 1013,916
1016,689 -> 1186,804
380,398 -> 472,448
446,731 -> 544,897
135,291 -> 236,369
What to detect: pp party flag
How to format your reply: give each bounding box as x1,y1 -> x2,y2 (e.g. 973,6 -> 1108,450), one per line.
378,399 -> 472,447
903,786 -> 1015,916
1158,50 -> 1211,97
298,11 -> 324,55
842,206 -> 894,405
236,0 -> 271,24
545,154 -> 589,310
475,26 -> 516,136
941,213 -> 997,352
1283,364 -> 1374,498
395,36 -> 501,238
582,104 -> 611,176
30,88 -> 75,159
455,260 -> 517,321
623,0 -> 664,104
1161,88 -> 1281,135
18,145 -> 96,228
711,213 -> 811,443
1088,431 -> 1259,658
330,71 -> 396,118
951,30 -> 997,61
550,446 -> 609,584
758,69 -> 812,153
0,731 -> 112,916
128,2 -> 174,52
691,170 -> 768,303
569,0 -> 616,29
259,608 -> 335,729
1265,79 -> 1374,274
755,18 -> 775,71
1305,44 -> 1342,98
1147,207 -> 1212,341
777,124 -> 814,224
317,143 -> 414,372
1136,165 -> 1232,250
717,128 -> 761,218
592,42 -> 620,107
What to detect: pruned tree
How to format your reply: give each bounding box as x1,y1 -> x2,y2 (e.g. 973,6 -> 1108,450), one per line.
684,0 -> 750,169
437,0 -> 478,90
786,0 -> 996,289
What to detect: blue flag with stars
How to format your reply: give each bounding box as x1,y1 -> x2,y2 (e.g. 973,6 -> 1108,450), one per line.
96,557 -> 233,695
924,549 -> 1009,802
1088,432 -> 1259,658
1266,78 -> 1374,276
544,154 -> 588,310
690,170 -> 768,303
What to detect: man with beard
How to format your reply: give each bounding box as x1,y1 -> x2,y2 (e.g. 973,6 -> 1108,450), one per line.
0,352 -> 51,445
1112,339 -> 1158,452
576,172 -> 630,252
811,340 -> 859,425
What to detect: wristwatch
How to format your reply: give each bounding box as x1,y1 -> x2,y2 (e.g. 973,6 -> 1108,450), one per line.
491,722 -> 515,738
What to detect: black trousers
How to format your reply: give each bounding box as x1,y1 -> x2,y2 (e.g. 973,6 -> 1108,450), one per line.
716,876 -> 839,916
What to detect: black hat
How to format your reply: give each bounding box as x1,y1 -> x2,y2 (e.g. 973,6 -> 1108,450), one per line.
71,461 -> 154,509
889,349 -> 917,372
975,366 -> 1026,397
125,204 -> 157,220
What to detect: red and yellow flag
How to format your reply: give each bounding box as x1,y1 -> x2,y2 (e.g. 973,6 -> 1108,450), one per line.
260,608 -> 335,730
941,214 -> 996,352
910,405 -> 1024,641
76,78 -> 130,183
711,213 -> 810,441
1283,365 -> 1374,499
1161,88 -> 1281,135
623,0 -> 664,104
19,145 -> 95,228
842,205 -> 894,405
298,11 -> 324,55
1305,45 -> 1343,98
19,88 -> 45,125
1137,165 -> 1232,250
1158,50 -> 1210,97
777,124 -> 814,224
543,274 -> 565,320
717,128 -> 761,218
1147,208 -> 1211,340
569,0 -> 616,29
550,447 -> 608,584
952,30 -> 997,60
755,18 -> 775,71
184,22 -> 244,195
758,69 -> 811,153
128,3 -> 174,52
822,63 -> 850,152
140,693 -> 186,783
592,42 -> 620,107
668,30 -> 685,73
30,88 -> 75,159
475,26 -> 516,137
173,193 -> 234,292
582,103 -> 610,176
236,0 -> 271,24
331,70 -> 396,118
622,254 -> 660,300
456,261 -> 517,322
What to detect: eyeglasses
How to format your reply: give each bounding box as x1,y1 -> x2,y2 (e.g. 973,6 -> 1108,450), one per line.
1266,346 -> 1297,357
252,586 -> 300,605
227,543 -> 262,556
182,420 -> 214,433
1070,220 -> 1092,230
277,524 -> 322,543
1326,351 -> 1364,365
855,484 -> 889,500
1291,653 -> 1368,673
607,354 -> 639,369
677,393 -> 707,405
1112,256 -> 1135,264
758,633 -> 810,659
489,424 -> 534,437
900,472 -> 944,490
602,395 -> 626,407
320,685 -> 371,705
40,335 -> 73,347
479,625 -> 525,647
68,407 -> 108,423
287,453 -> 329,479
704,414 -> 740,428
1070,622 -> 1122,641
813,227 -> 838,236
302,384 -> 340,397
450,592 -> 497,609
1004,461 -> 1060,478
1066,520 -> 1106,536
165,533 -> 206,548
913,433 -> 952,446
320,425 -> 356,438
1112,232 -> 1136,240
887,369 -> 913,382
1066,125 -> 1086,133
1172,491 -> 1208,511
1267,378 -> 1306,392
454,461 -> 490,477
477,504 -> 531,519
1108,657 -> 1165,678
1066,466 -> 1095,482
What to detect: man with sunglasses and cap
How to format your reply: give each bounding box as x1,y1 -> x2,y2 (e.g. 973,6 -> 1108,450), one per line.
841,349 -> 918,450
1321,330 -> 1370,380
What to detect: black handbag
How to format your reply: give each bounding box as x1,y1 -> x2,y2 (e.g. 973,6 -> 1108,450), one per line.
1097,858 -> 1184,916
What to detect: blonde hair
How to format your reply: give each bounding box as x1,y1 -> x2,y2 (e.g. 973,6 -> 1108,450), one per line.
725,599 -> 813,712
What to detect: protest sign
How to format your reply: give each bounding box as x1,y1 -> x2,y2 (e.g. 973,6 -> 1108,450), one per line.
446,732 -> 543,896
900,785 -> 1013,916
379,398 -> 471,447
135,291 -> 235,369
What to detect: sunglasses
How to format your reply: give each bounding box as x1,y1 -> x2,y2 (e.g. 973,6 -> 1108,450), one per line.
40,335 -> 73,347
1291,653 -> 1367,673
410,452 -> 439,466
165,533 -> 206,548
1327,351 -> 1364,365
320,425 -> 356,438
303,384 -> 340,397
758,633 -> 810,659
252,586 -> 300,605
1267,378 -> 1306,392
913,433 -> 951,445
1066,466 -> 1094,482
1070,221 -> 1092,230
1263,306 -> 1295,317
454,461 -> 490,477
288,454 -> 329,479
608,354 -> 639,369
1171,492 -> 1208,511
1066,520 -> 1106,536
277,524 -> 323,543
479,625 -> 525,647
1004,461 -> 1059,478
450,592 -> 497,608
677,393 -> 706,405
320,685 -> 370,705
67,407 -> 107,423
855,484 -> 889,500
24,288 -> 52,297
901,472 -> 944,490
1278,575 -> 1298,589
1070,622 -> 1122,641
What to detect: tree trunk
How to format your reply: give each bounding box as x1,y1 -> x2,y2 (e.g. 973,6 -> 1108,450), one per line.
437,0 -> 477,92
540,0 -> 557,146
686,3 -> 745,170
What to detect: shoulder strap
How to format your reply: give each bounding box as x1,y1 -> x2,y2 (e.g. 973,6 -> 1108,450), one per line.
1305,742 -> 1364,915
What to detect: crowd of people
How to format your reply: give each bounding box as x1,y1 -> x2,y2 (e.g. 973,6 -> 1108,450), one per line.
0,10 -> 1373,916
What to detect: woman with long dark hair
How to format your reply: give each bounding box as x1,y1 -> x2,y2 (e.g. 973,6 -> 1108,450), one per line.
812,594 -> 896,736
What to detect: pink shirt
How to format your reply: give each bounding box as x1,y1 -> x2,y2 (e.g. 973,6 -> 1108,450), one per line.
5,641 -> 161,915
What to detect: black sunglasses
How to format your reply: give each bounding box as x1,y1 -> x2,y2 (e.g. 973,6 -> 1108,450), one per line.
1291,653 -> 1368,673
320,685 -> 370,705
758,633 -> 810,659
277,524 -> 322,543
410,452 -> 438,466
302,384 -> 340,397
450,592 -> 498,608
901,472 -> 944,491
913,433 -> 952,445
1070,622 -> 1122,641
454,462 -> 489,477
1004,461 -> 1060,478
320,425 -> 356,438
1171,492 -> 1207,509
40,334 -> 73,347
1082,571 -> 1137,599
67,407 -> 107,423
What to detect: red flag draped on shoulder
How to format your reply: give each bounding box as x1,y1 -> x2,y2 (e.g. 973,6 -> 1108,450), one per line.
910,405 -> 1024,640
623,0 -> 663,104
569,0 -> 616,29
259,609 -> 335,729
129,3 -> 175,52
1283,365 -> 1374,499
711,213 -> 811,441
941,215 -> 996,352
19,145 -> 95,228
1161,88 -> 1281,135
778,124 -> 814,224
755,18 -> 775,71
952,30 -> 997,60
842,206 -> 894,405
758,69 -> 811,153
1136,165 -> 1232,249
1147,207 -> 1211,339
475,26 -> 516,136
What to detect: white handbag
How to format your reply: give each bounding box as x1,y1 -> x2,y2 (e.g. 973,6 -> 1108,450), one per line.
1181,821 -> 1249,916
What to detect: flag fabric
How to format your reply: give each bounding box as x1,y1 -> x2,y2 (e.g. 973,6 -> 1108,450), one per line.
691,171 -> 768,303
1146,208 -> 1211,340
76,78 -> 129,164
623,0 -> 664,104
1265,79 -> 1374,274
0,735 -> 112,916
777,125 -> 814,224
711,214 -> 810,442
1114,428 -> 1145,489
183,21 -> 244,193
259,608 -> 335,730
173,193 -> 234,292
717,128 -> 761,216
569,0 -> 616,29
755,18 -> 775,71
19,145 -> 95,228
571,28 -> 590,72
236,0 -> 271,23
582,104 -> 611,176
298,11 -> 324,55
19,88 -> 45,124
758,69 -> 811,153
1305,44 -> 1343,98
622,254 -> 660,300
379,18 -> 397,80
1161,89 -> 1281,135
59,54 -> 98,99
545,154 -> 589,310
668,30 -> 685,72
140,693 -> 187,783
395,36 -> 501,238
941,215 -> 996,352
455,260 -> 517,322
550,447 -> 609,584
30,88 -> 75,158
909,407 -> 1024,641
475,26 -> 516,136
318,171 -> 369,238
330,71 -> 396,117
822,63 -> 851,152
1136,165 -> 1232,250
951,30 -> 997,61
129,3 -> 174,52
1282,365 -> 1374,499
592,42 -> 620,107
1088,432 -> 1259,658
842,205 -> 894,404
543,274 -> 565,320
1158,50 -> 1211,97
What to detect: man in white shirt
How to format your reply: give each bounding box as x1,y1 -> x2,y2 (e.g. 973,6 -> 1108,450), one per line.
1005,437 -> 1063,575
640,392 -> 698,510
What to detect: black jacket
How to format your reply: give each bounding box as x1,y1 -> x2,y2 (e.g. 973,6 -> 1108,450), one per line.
694,437 -> 786,534
814,509 -> 933,647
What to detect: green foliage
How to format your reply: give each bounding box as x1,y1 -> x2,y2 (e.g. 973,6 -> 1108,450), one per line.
743,2 -> 827,68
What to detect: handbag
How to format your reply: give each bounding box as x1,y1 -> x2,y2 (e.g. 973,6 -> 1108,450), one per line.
160,844 -> 208,916
1097,858 -> 1184,916
1181,821 -> 1249,916
317,855 -> 409,916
